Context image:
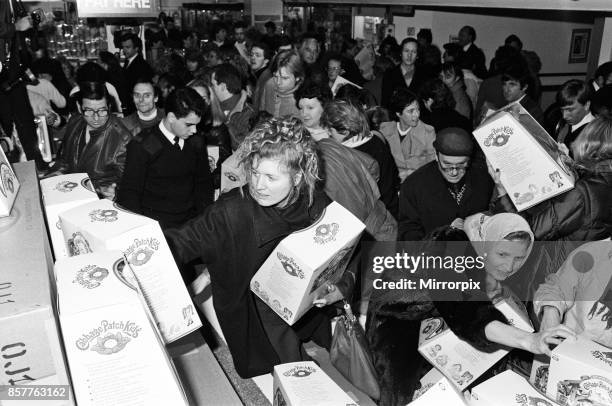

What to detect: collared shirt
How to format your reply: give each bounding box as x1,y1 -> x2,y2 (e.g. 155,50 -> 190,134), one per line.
159,121 -> 184,150
125,54 -> 137,68
463,42 -> 473,52
572,112 -> 594,133
138,109 -> 158,121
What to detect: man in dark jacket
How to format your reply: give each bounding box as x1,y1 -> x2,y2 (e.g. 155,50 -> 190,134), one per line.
117,87 -> 213,229
121,33 -> 153,113
398,127 -> 494,240
47,81 -> 131,198
456,26 -> 488,80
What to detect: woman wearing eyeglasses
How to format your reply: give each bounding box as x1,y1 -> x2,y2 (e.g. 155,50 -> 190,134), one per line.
45,81 -> 131,200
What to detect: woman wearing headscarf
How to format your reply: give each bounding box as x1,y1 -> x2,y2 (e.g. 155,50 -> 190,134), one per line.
436,213 -> 575,355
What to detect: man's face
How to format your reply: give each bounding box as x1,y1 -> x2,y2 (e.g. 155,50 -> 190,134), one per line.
502,79 -> 526,103
133,83 -> 157,115
401,41 -> 418,66
300,39 -> 319,65
250,47 -> 268,71
436,152 -> 470,184
234,27 -> 245,43
81,98 -> 109,129
211,73 -> 229,101
168,112 -> 201,139
458,28 -> 471,47
561,99 -> 590,125
121,39 -> 138,59
327,60 -> 343,82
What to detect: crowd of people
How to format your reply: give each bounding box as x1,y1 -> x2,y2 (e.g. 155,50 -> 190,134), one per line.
6,15 -> 612,404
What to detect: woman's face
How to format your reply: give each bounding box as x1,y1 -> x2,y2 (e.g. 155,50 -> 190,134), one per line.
249,157 -> 296,207
484,240 -> 530,281
186,60 -> 199,73
274,67 -> 298,92
397,101 -> 420,128
298,97 -> 323,129
440,70 -> 457,87
401,41 -> 418,66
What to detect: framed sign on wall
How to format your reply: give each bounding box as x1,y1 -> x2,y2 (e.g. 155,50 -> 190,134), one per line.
568,28 -> 590,64
76,0 -> 158,18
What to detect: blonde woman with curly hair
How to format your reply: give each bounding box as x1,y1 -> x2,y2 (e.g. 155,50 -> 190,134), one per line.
165,117 -> 348,378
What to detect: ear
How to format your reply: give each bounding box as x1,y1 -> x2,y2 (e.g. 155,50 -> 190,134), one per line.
167,112 -> 177,123
293,172 -> 303,187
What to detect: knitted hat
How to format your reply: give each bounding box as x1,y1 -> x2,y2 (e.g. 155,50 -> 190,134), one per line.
433,127 -> 474,157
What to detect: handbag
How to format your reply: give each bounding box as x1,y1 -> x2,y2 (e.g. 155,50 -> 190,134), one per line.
330,300 -> 380,401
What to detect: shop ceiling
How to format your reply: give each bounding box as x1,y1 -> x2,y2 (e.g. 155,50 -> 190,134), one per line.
282,0 -> 612,12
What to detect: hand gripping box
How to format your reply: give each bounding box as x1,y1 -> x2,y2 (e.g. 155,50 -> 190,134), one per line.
0,145 -> 20,217
473,105 -> 574,211
54,251 -> 188,406
0,162 -> 73,405
58,199 -> 201,343
546,337 -> 612,406
471,370 -> 560,406
410,368 -> 466,405
273,361 -> 357,406
251,201 -> 365,325
418,298 -> 534,390
40,173 -> 99,259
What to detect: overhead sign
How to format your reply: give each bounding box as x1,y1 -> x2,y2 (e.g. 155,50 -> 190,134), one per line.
76,0 -> 158,18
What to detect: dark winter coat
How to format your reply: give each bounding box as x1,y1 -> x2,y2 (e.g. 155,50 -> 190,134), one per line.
493,164 -> 612,241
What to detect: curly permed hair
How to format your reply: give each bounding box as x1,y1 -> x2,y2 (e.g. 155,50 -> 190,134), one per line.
238,117 -> 320,207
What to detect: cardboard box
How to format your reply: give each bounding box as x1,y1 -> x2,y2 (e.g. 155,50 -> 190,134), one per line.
54,251 -> 188,406
471,370 -> 560,406
40,173 -> 99,259
547,337 -> 612,406
0,146 -> 20,217
0,162 -> 73,406
273,361 -> 357,406
251,201 -> 365,325
418,298 -> 533,390
473,105 -> 574,211
530,354 -> 550,394
58,199 -> 201,343
220,151 -> 246,194
411,368 -> 466,404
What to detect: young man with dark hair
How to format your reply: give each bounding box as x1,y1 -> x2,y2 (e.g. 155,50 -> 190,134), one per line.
555,79 -> 594,154
47,81 -> 131,198
592,61 -> 612,92
233,21 -> 248,62
122,79 -> 164,136
501,63 -> 544,124
456,25 -> 487,79
210,63 -> 255,150
117,87 -> 213,229
121,32 -> 154,94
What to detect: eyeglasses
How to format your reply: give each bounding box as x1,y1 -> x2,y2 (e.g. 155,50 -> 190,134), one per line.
83,108 -> 109,118
438,161 -> 469,173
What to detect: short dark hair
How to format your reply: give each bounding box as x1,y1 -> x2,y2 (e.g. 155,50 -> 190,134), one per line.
420,78 -> 455,110
78,81 -> 108,103
335,84 -> 377,109
264,21 -> 276,31
132,78 -> 158,97
250,41 -> 272,61
441,61 -> 464,80
460,26 -> 476,42
165,87 -> 206,119
98,51 -> 121,71
400,37 -> 418,49
120,33 -> 142,51
31,58 -> 55,77
389,88 -> 419,117
294,80 -> 332,108
320,100 -> 369,141
557,79 -> 592,107
76,62 -> 109,84
212,63 -> 243,95
504,34 -> 523,49
443,42 -> 462,61
233,21 -> 247,30
595,62 -> 612,82
417,29 -> 432,44
502,63 -> 531,89
212,23 -> 227,37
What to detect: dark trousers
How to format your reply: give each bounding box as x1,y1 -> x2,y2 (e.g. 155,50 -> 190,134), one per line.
0,83 -> 43,166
